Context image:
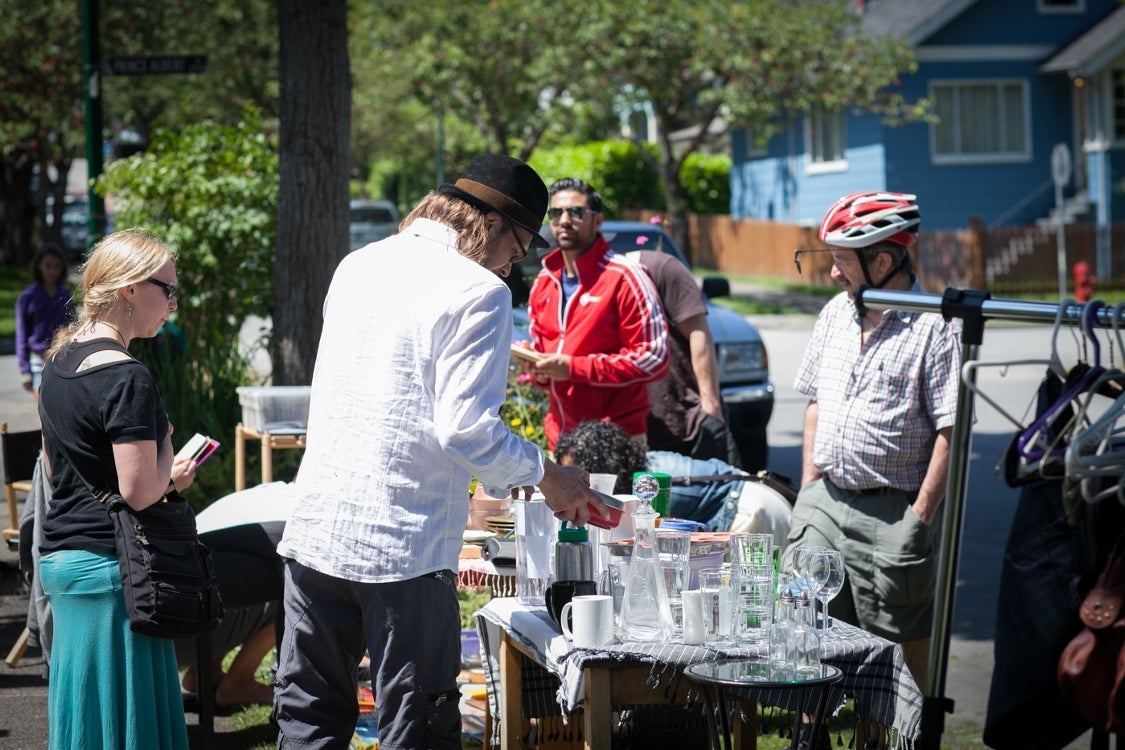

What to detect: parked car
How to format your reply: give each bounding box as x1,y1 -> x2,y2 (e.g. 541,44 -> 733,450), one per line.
59,197 -> 115,262
349,199 -> 400,251
60,198 -> 88,260
508,220 -> 774,470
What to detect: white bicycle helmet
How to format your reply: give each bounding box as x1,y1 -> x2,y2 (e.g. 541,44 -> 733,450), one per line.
818,191 -> 921,249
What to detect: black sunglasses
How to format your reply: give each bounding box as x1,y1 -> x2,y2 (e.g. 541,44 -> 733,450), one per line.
547,206 -> 593,222
148,278 -> 177,299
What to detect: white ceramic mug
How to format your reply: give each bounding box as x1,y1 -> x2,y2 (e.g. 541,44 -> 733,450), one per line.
560,594 -> 615,648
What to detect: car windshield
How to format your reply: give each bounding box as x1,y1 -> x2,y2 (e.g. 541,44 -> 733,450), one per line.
351,206 -> 396,224
606,230 -> 671,254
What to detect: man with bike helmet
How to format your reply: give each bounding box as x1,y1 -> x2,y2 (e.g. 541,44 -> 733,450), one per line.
782,191 -> 962,697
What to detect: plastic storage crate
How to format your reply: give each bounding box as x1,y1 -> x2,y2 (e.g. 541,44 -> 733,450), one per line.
236,386 -> 312,433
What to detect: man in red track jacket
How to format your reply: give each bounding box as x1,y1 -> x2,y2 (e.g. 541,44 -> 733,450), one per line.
527,178 -> 669,451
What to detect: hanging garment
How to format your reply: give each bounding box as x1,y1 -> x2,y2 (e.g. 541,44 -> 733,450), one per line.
985,370 -> 1094,748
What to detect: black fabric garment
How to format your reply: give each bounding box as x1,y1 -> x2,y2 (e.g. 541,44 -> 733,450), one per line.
985,371 -> 1095,748
983,479 -> 1091,748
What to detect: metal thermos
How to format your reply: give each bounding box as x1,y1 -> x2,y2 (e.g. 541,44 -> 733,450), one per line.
554,522 -> 594,582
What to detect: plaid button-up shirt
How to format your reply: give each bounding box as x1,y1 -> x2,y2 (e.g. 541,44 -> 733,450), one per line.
794,283 -> 961,492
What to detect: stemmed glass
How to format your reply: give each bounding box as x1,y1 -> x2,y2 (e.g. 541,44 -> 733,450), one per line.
810,549 -> 846,630
790,545 -> 828,600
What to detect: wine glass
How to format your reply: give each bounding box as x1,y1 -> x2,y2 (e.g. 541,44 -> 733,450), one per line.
632,473 -> 659,510
811,549 -> 846,630
790,545 -> 827,599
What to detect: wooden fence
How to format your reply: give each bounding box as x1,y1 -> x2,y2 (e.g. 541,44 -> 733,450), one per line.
626,210 -> 1125,296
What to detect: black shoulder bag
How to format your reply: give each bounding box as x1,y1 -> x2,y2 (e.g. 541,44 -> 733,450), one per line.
41,408 -> 223,639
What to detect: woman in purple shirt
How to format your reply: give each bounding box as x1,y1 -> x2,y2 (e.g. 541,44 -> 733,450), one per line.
15,245 -> 73,400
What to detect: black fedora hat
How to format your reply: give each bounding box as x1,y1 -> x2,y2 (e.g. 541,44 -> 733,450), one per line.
437,154 -> 550,248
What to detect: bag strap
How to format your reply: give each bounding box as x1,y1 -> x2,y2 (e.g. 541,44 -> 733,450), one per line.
669,470 -> 799,504
38,403 -> 113,504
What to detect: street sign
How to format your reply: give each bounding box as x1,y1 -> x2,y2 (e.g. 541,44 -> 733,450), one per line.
1051,143 -> 1071,298
105,55 -> 209,76
1051,143 -> 1072,188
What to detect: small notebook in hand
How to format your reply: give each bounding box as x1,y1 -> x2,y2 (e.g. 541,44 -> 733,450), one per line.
176,433 -> 220,466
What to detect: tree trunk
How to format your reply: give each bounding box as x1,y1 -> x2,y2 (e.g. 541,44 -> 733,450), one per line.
273,0 -> 350,385
0,148 -> 35,266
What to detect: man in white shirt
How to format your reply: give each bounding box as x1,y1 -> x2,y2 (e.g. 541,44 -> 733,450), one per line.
275,154 -> 609,749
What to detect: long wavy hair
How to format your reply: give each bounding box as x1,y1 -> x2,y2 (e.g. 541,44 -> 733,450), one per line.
401,192 -> 494,264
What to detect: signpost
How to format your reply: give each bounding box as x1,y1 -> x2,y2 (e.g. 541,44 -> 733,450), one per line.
1051,143 -> 1071,299
105,55 -> 209,76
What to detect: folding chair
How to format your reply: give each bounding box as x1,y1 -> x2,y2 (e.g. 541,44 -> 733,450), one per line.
2,421 -> 41,546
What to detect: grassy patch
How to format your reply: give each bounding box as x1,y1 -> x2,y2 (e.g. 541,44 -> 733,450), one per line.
0,264 -> 31,339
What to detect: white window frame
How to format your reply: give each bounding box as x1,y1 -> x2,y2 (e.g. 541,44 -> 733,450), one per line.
804,105 -> 847,174
1037,0 -> 1084,14
930,79 -> 1032,165
742,128 -> 768,159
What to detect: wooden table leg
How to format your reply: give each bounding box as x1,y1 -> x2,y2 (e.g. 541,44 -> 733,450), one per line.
260,432 -> 273,484
499,631 -> 528,749
731,698 -> 757,750
584,666 -> 612,750
234,424 -> 246,491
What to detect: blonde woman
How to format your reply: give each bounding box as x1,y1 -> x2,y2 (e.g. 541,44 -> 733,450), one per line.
37,229 -> 197,749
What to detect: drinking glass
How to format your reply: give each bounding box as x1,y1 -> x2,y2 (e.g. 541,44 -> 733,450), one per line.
790,544 -> 828,599
812,549 -> 846,630
730,532 -> 773,568
732,564 -> 773,646
697,567 -> 733,647
655,529 -> 691,638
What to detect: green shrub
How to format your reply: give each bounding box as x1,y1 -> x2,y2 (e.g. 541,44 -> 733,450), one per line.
681,152 -> 731,215
529,139 -> 730,216
95,105 -> 278,505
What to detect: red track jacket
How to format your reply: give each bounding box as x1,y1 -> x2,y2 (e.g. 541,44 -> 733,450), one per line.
528,236 -> 669,449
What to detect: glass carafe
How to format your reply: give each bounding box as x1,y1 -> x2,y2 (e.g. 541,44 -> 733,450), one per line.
619,474 -> 674,641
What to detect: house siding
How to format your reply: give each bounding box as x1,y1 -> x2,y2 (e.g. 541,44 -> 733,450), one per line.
730,0 -> 1123,231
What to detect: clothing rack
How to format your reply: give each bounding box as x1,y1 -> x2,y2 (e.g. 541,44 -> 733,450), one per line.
857,287 -> 1125,750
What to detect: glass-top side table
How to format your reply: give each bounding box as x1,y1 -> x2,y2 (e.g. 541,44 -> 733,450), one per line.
685,661 -> 843,750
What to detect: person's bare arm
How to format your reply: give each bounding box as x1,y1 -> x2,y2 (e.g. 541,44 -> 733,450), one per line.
678,313 -> 724,419
912,427 -> 952,525
112,433 -> 175,511
801,400 -> 822,487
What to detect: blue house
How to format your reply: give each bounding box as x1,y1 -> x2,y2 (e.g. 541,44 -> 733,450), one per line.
730,0 -> 1125,238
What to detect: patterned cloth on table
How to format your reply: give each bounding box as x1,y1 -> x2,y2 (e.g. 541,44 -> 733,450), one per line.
475,596 -> 923,748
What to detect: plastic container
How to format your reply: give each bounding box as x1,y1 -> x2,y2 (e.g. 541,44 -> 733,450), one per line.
514,494 -> 556,606
236,386 -> 312,432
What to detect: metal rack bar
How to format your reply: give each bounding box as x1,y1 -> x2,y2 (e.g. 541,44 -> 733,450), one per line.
857,287 -> 1124,750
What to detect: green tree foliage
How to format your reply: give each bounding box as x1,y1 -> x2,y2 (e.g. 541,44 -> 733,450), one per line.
529,141 -> 663,217
0,0 -> 277,265
571,0 -> 920,251
680,153 -> 732,216
0,0 -> 84,262
95,107 -> 277,500
350,0 -> 919,257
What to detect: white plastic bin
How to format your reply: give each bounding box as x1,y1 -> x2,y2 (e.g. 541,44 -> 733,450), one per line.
236,386 -> 312,432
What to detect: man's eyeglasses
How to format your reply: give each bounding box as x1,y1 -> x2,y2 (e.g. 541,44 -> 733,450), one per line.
508,222 -> 530,263
547,206 -> 593,223
148,278 -> 177,299
792,248 -> 836,275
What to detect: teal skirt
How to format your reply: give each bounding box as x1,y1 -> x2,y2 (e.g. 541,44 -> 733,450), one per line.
40,550 -> 189,750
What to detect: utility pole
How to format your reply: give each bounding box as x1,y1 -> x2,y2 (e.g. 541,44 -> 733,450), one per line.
82,0 -> 106,249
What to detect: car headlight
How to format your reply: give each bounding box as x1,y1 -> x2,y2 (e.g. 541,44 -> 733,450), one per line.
716,341 -> 767,380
